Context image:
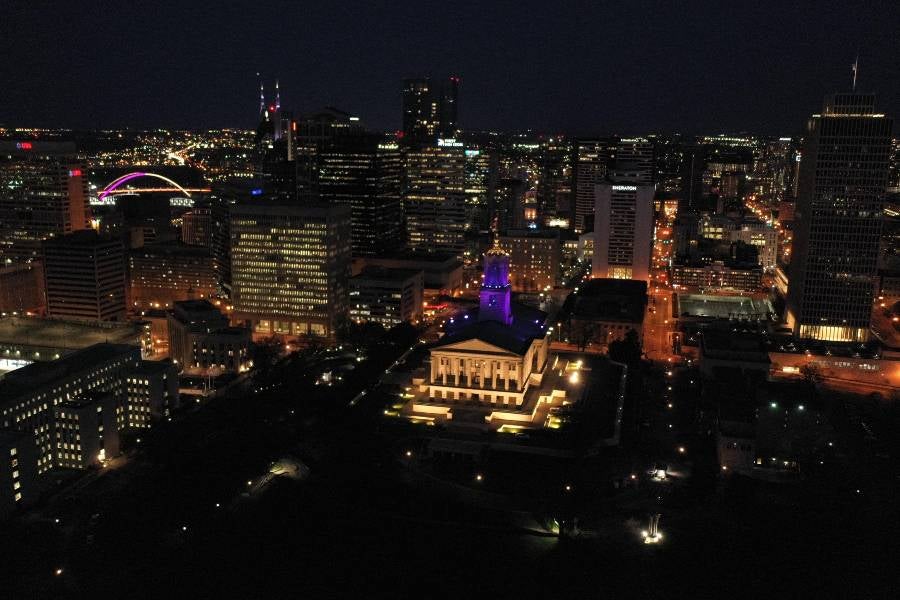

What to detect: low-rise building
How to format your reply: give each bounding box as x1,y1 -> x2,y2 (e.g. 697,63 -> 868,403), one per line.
0,317 -> 148,373
0,263 -> 45,314
498,229 -> 560,292
699,327 -> 771,379
124,360 -> 178,429
729,219 -> 777,271
168,300 -> 251,374
53,393 -> 119,469
349,267 -> 423,327
671,261 -> 762,292
559,278 -> 647,348
716,381 -> 832,482
0,343 -> 175,477
358,252 -> 463,300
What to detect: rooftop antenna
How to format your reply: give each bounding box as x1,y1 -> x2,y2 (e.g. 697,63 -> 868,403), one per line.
275,79 -> 281,112
851,55 -> 858,91
257,72 -> 265,116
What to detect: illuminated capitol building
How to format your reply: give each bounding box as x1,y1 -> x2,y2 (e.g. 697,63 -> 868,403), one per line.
400,240 -> 625,436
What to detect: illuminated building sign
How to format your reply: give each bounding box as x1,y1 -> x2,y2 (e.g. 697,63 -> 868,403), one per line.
16,142 -> 33,150
465,150 -> 480,157
68,169 -> 82,177
612,185 -> 638,191
437,138 -> 463,147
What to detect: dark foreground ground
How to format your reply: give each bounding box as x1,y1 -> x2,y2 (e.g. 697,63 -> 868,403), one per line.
2,334 -> 897,599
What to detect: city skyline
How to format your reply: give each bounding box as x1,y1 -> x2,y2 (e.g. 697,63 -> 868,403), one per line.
1,4 -> 898,598
2,1 -> 898,134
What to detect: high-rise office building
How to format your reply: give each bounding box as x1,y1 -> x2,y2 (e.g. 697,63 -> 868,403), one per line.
573,139 -> 614,232
592,172 -> 655,282
181,207 -> 212,247
0,141 -> 90,263
493,178 -> 527,232
317,134 -> 403,255
786,92 -> 893,342
42,230 -> 127,322
181,199 -> 230,296
401,76 -> 460,144
538,137 -> 573,226
254,80 -> 297,199
403,140 -> 468,256
294,107 -> 366,201
230,202 -> 351,340
464,145 -> 495,231
679,145 -> 705,214
615,138 -> 655,187
128,242 -> 217,310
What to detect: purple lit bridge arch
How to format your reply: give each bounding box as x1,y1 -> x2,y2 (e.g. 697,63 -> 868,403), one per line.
97,172 -> 211,201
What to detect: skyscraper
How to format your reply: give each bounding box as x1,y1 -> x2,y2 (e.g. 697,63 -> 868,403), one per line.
537,137 -> 573,226
254,80 -> 297,199
786,92 -> 893,342
401,76 -> 460,144
403,139 -> 468,256
573,139 -> 613,233
294,107 -> 366,201
464,145 -> 495,231
593,172 -> 655,282
615,138 -> 655,187
0,141 -> 90,263
679,145 -> 705,214
230,202 -> 351,340
42,230 -> 127,322
317,134 -> 403,256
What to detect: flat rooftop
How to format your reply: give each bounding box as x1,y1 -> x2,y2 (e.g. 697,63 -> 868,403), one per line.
678,293 -> 774,320
0,317 -> 144,351
1,343 -> 139,400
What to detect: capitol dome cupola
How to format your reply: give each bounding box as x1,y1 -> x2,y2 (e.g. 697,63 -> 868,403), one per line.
479,237 -> 513,325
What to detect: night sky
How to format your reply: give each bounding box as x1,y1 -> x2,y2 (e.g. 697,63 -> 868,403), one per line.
2,0 -> 898,135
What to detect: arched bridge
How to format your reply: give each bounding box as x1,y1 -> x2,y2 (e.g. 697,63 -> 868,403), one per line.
97,172 -> 211,201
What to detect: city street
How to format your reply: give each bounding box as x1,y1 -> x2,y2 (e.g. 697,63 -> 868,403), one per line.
644,200 -> 679,363
644,288 -> 678,363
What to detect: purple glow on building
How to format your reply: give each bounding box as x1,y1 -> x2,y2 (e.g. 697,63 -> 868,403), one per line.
479,250 -> 513,325
483,253 -> 510,289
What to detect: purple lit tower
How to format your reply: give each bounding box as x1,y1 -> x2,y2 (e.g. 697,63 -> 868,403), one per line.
479,239 -> 513,325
